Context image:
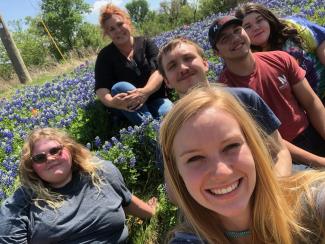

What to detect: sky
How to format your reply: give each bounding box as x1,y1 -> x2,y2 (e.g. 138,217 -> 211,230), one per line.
0,0 -> 161,29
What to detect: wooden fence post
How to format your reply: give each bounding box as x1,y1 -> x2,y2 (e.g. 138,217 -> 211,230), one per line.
0,15 -> 31,84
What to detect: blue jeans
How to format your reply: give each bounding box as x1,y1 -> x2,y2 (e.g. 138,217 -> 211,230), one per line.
111,81 -> 173,125
292,125 -> 325,157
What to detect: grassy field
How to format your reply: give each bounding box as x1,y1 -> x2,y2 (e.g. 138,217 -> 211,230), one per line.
0,55 -> 96,99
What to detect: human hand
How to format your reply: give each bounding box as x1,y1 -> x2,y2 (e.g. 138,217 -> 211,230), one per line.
127,88 -> 149,109
110,93 -> 135,111
146,197 -> 158,215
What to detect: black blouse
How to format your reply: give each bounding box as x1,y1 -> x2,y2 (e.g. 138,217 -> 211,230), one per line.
95,36 -> 167,101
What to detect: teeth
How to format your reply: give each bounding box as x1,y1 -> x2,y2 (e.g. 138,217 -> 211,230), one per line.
209,181 -> 239,195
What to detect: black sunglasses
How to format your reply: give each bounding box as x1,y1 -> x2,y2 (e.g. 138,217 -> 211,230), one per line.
31,145 -> 63,164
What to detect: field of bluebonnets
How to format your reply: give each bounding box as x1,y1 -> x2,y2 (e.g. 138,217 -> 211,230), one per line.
0,0 -> 324,242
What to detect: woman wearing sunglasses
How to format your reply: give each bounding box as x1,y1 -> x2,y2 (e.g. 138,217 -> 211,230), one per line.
95,4 -> 172,125
160,86 -> 325,243
0,127 -> 156,243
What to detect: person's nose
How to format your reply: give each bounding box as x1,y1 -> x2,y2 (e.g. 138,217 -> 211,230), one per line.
46,153 -> 57,162
252,23 -> 260,32
208,156 -> 233,177
179,62 -> 189,74
231,33 -> 242,45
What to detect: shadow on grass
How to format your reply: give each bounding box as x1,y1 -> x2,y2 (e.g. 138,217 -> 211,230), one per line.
68,100 -> 129,146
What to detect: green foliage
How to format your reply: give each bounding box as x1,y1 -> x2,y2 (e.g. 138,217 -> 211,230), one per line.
198,0 -> 226,17
126,0 -> 150,24
97,119 -> 162,192
138,11 -> 174,37
160,0 -> 192,25
68,100 -> 128,146
128,185 -> 178,243
75,23 -> 106,50
13,30 -> 49,66
40,0 -> 91,57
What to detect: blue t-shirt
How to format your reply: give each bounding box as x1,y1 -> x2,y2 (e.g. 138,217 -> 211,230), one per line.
228,87 -> 280,135
0,160 -> 132,244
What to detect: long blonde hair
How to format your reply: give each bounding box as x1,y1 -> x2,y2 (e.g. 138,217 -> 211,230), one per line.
159,86 -> 301,243
19,128 -> 103,209
281,170 -> 325,243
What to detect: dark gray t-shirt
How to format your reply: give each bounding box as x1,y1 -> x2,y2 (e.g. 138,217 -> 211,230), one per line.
0,160 -> 132,243
229,87 -> 280,134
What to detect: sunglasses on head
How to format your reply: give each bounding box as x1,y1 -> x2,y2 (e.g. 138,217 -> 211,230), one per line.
31,145 -> 63,164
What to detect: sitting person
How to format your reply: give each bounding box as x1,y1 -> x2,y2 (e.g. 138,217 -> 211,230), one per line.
95,4 -> 172,125
159,86 -> 325,243
157,37 -> 292,176
235,2 -> 325,101
208,15 -> 325,167
0,128 -> 156,243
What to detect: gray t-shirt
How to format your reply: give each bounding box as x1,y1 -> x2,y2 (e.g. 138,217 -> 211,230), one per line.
0,160 -> 132,243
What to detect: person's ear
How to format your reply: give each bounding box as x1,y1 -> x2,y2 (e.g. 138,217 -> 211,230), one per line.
164,78 -> 173,89
214,48 -> 220,56
203,59 -> 209,73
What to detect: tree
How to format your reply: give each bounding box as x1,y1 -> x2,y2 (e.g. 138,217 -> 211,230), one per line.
198,0 -> 245,17
125,0 -> 149,24
159,0 -> 197,26
40,0 -> 90,57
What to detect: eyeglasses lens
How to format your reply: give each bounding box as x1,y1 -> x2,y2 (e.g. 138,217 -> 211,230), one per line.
32,146 -> 63,164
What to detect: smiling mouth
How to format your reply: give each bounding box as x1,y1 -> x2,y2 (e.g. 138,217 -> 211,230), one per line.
231,43 -> 244,51
178,73 -> 194,81
207,179 -> 241,196
254,31 -> 264,38
48,163 -> 61,170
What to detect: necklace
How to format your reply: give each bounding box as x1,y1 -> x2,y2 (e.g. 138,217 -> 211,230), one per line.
224,230 -> 251,239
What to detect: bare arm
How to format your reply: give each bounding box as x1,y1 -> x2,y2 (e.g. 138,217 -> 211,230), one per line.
140,70 -> 164,95
292,79 -> 325,139
269,130 -> 292,177
316,40 -> 325,66
123,195 -> 157,219
96,88 -> 114,107
284,140 -> 325,167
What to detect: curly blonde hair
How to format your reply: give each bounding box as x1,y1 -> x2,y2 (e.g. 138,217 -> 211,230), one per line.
19,128 -> 103,209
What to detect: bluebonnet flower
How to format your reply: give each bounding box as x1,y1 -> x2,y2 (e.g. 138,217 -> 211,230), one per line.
5,145 -> 13,154
129,157 -> 136,167
102,141 -> 112,152
86,142 -> 92,150
0,189 -> 6,202
127,126 -> 134,134
111,137 -> 119,145
151,120 -> 161,132
119,128 -> 127,135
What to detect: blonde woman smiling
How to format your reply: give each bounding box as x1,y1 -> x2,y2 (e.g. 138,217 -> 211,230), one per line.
159,86 -> 325,243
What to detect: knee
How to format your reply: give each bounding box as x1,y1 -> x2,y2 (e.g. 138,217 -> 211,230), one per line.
111,81 -> 136,95
159,99 -> 173,116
